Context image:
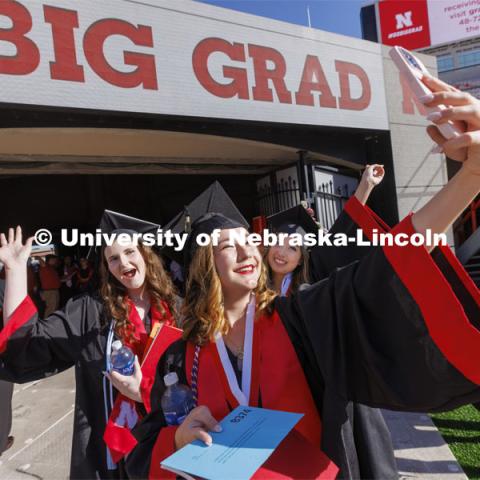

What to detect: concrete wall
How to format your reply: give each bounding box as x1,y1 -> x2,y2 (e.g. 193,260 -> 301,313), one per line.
382,47 -> 453,244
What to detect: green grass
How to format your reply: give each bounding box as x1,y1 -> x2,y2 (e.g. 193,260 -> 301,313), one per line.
430,404 -> 480,479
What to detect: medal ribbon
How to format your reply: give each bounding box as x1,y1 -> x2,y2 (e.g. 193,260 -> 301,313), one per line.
214,295 -> 255,406
280,272 -> 293,297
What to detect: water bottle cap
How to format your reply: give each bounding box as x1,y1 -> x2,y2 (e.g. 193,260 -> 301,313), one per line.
164,372 -> 179,387
111,340 -> 123,352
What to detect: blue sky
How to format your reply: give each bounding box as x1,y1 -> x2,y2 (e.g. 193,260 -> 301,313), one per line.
196,1 -> 367,39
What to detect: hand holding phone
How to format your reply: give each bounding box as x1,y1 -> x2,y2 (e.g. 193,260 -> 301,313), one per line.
389,46 -> 461,139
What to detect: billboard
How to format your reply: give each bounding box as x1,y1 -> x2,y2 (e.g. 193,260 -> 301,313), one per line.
378,0 -> 480,49
0,0 -> 389,130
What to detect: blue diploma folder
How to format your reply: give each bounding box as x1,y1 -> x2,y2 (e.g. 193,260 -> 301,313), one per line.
161,406 -> 303,480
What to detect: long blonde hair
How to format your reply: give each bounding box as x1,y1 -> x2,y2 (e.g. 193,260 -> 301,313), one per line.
99,243 -> 177,343
182,244 -> 277,345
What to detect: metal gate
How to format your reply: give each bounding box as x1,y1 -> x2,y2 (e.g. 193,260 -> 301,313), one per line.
256,164 -> 358,229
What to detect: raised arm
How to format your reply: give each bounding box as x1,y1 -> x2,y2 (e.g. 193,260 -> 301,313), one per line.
0,227 -> 33,321
0,228 -> 100,382
280,76 -> 480,412
412,75 -> 480,241
354,164 -> 385,205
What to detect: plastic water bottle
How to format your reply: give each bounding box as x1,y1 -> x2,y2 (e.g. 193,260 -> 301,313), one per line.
110,340 -> 135,376
161,372 -> 195,425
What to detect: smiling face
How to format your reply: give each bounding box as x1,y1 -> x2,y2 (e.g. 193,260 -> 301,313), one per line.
212,227 -> 262,296
267,236 -> 303,276
103,240 -> 146,292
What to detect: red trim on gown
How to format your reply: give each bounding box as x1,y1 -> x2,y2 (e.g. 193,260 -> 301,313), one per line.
0,296 -> 37,353
346,198 -> 480,383
344,195 -> 388,235
381,215 -> 480,385
152,312 -> 338,479
103,300 -> 180,463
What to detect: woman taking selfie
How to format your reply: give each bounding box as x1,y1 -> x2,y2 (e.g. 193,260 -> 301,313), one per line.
0,211 -> 180,479
127,75 -> 480,480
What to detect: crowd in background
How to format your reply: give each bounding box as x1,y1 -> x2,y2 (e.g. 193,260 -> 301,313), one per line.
0,254 -> 96,319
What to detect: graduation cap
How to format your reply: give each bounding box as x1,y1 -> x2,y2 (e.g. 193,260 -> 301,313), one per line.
267,205 -> 319,237
162,181 -> 249,269
98,209 -> 160,237
88,209 -> 161,259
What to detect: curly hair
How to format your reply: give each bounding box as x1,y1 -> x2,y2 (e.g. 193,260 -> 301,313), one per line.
182,243 -> 277,345
265,245 -> 310,293
99,243 -> 177,344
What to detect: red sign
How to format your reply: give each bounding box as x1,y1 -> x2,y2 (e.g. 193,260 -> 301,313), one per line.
379,0 -> 431,49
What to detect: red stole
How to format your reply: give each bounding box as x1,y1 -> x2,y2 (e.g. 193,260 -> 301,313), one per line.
185,311 -> 338,479
103,300 -> 181,464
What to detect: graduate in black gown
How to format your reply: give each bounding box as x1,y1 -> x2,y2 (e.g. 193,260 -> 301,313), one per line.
0,211 -> 180,479
266,171 -> 398,479
0,279 -> 15,456
126,76 -> 480,480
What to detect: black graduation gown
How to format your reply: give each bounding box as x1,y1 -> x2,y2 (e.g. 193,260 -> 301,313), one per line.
309,197 -> 389,283
0,293 -> 124,479
308,197 -> 397,479
127,213 -> 480,480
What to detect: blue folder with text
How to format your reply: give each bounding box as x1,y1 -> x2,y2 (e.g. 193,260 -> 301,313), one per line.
161,406 -> 303,480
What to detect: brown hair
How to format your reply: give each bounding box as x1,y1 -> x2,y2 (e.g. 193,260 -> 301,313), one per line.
265,246 -> 310,294
182,244 -> 277,345
99,243 -> 177,343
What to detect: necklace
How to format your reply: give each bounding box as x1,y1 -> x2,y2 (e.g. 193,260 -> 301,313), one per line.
235,350 -> 244,371
224,337 -> 244,371
130,294 -> 145,304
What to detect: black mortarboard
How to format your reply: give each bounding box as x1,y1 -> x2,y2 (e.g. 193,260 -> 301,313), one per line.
267,205 -> 318,237
162,181 -> 248,269
99,209 -> 160,237
88,209 -> 161,259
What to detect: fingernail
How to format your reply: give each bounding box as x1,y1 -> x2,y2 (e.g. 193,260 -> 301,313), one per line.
419,94 -> 434,104
213,424 -> 222,433
206,439 -> 212,446
430,144 -> 443,154
427,112 -> 441,121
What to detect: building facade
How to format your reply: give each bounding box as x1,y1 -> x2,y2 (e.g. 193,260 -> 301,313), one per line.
361,0 -> 480,281
0,0 -> 444,248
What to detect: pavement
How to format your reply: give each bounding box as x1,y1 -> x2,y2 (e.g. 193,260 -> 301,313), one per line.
0,368 -> 468,480
382,410 -> 467,480
0,370 -> 74,480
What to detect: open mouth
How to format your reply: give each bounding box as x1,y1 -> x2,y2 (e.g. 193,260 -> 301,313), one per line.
273,257 -> 287,266
235,264 -> 256,275
122,268 -> 137,279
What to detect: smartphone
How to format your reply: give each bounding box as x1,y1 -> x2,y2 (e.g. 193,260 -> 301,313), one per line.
389,46 -> 461,139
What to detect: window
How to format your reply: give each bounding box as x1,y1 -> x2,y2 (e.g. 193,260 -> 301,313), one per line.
458,49 -> 480,68
437,54 -> 454,72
